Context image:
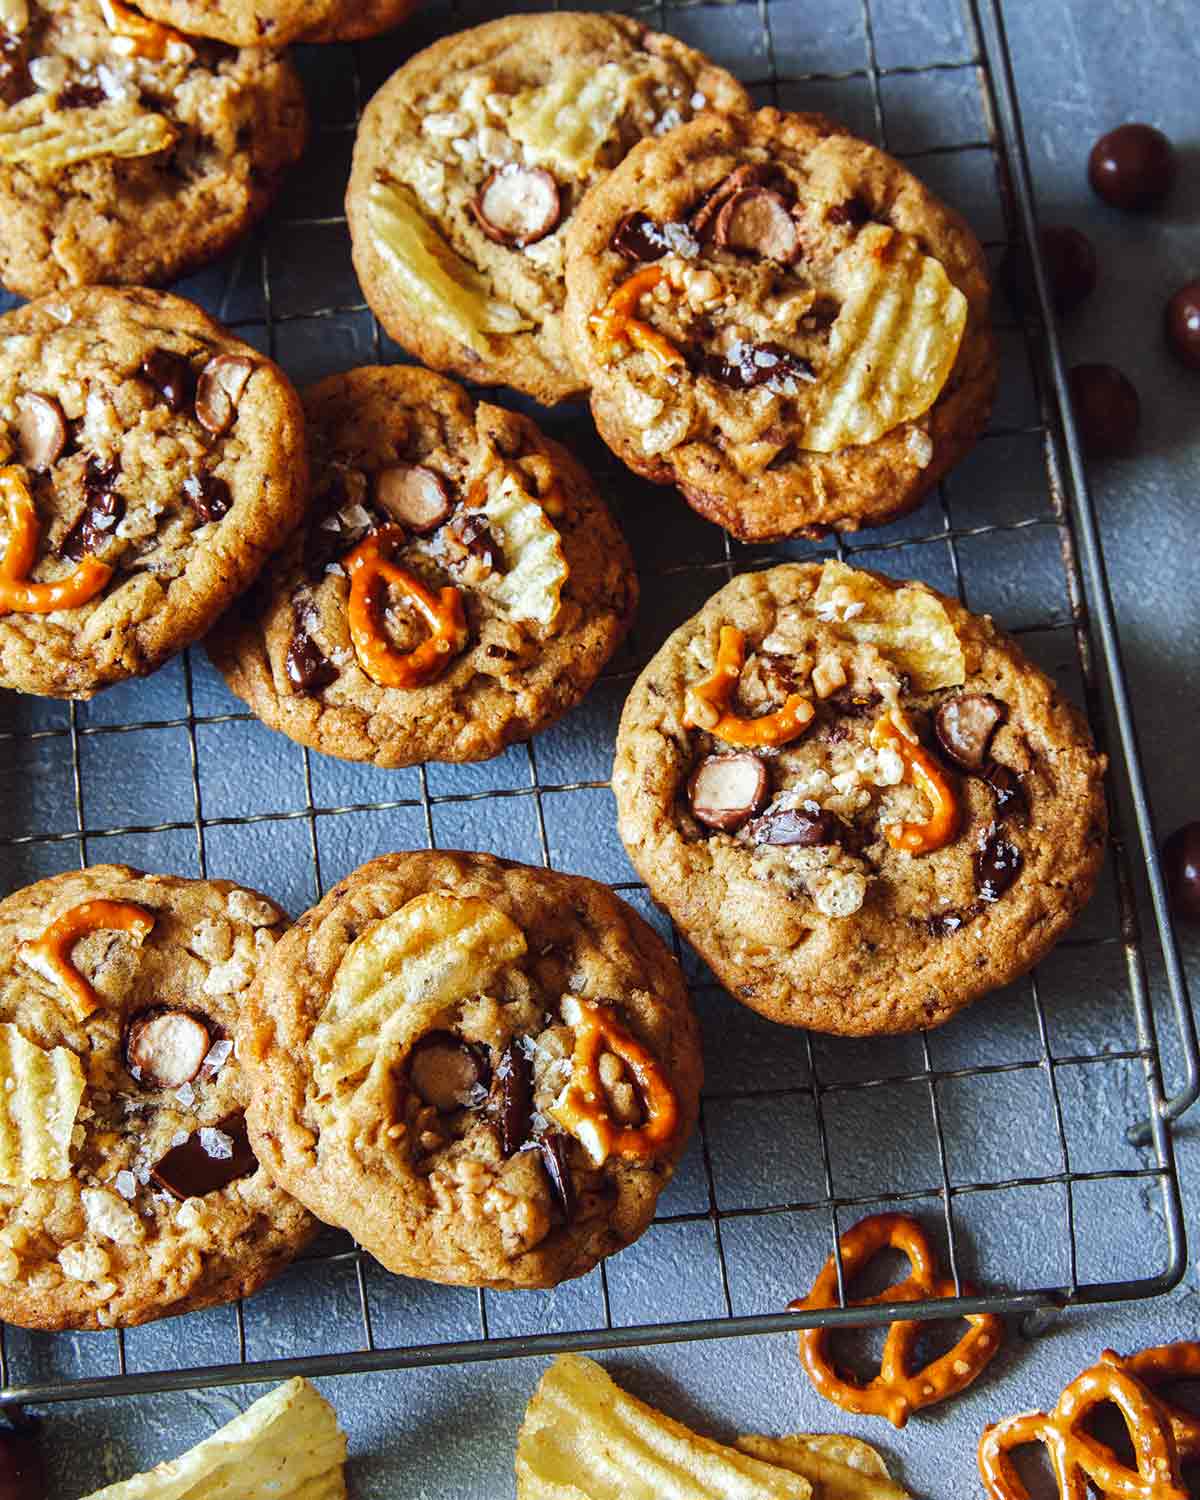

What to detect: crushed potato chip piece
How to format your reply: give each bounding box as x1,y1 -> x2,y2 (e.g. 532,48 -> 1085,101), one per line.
810,559 -> 965,691
0,1023 -> 84,1188
476,468 -> 569,630
0,0 -> 29,31
507,62 -> 632,179
797,224 -> 967,454
313,892 -> 526,1097
516,1354 -> 814,1499
737,1434 -> 911,1500
80,1376 -> 347,1500
367,180 -> 530,356
0,93 -> 177,171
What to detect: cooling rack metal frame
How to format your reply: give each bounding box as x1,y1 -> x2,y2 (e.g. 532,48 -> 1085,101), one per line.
0,0 -> 1195,1409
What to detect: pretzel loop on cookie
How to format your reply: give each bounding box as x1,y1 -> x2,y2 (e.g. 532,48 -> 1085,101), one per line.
590,266 -> 686,372
788,1211 -> 1003,1428
1101,1344 -> 1200,1464
21,899 -> 155,1021
684,625 -> 814,748
871,708 -> 960,854
548,995 -> 679,1167
0,467 -> 113,615
978,1360 -> 1188,1500
344,525 -> 468,689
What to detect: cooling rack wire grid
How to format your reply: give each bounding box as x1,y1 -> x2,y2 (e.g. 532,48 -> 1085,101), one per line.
0,0 -> 1195,1407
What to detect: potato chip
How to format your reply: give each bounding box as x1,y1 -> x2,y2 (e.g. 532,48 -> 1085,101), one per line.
80,1376 -> 347,1500
476,468 -> 569,631
516,1354 -> 814,1499
367,181 -> 531,356
797,224 -> 967,454
810,559 -> 965,692
0,0 -> 28,32
0,1022 -> 84,1188
507,62 -> 632,179
0,94 -> 177,171
312,892 -> 526,1096
737,1434 -> 911,1500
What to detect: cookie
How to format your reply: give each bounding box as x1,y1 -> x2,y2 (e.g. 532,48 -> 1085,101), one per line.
563,108 -> 997,539
0,286 -> 308,699
131,0 -> 413,46
0,0 -> 306,299
345,13 -> 749,405
207,365 -> 637,768
0,865 -> 315,1331
238,851 -> 702,1290
613,561 -> 1107,1034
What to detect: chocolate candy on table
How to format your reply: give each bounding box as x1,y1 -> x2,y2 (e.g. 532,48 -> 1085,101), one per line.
1164,281 -> 1200,372
1039,225 -> 1098,313
1088,123 -> 1176,211
1162,822 -> 1200,924
1067,363 -> 1141,457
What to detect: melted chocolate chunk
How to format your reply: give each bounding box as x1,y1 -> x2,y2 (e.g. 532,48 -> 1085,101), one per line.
446,514 -> 503,576
747,805 -> 840,847
980,761 -> 1027,822
182,471 -> 232,523
495,1041 -> 532,1158
925,906 -> 979,937
825,686 -> 883,720
975,824 -> 1023,903
696,341 -> 815,392
285,603 -> 337,694
57,81 -> 106,111
612,211 -> 673,261
141,348 -> 196,414
149,1112 -> 257,1200
537,1132 -> 575,1222
60,488 -> 124,563
827,196 -> 871,227
0,34 -> 32,107
303,479 -> 354,580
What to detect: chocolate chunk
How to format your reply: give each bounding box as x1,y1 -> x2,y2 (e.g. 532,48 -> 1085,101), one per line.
284,602 -> 337,694
696,341 -> 815,392
934,692 -> 1007,770
688,752 -> 768,832
1088,123 -> 1176,212
495,1040 -> 532,1158
980,761 -> 1027,822
149,1112 -> 257,1200
471,165 -> 561,247
182,471 -> 232,523
1165,280 -> 1200,372
0,34 -> 33,107
827,197 -> 871,227
975,824 -> 1023,903
124,1008 -> 212,1090
60,488 -> 124,563
1162,822 -> 1200,924
141,348 -> 196,414
445,513 -> 502,578
714,188 -> 800,263
0,1414 -> 46,1500
15,394 -> 68,471
374,464 -> 453,534
57,81 -> 105,110
926,907 -> 976,937
303,477 -> 352,580
747,805 -> 840,847
538,1132 -> 575,1222
1068,363 -> 1140,457
610,211 -> 699,262
825,686 -> 882,720
409,1031 -> 490,1112
195,354 -> 255,436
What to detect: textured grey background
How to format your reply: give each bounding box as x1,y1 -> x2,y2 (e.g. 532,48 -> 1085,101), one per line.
0,0 -> 1197,1493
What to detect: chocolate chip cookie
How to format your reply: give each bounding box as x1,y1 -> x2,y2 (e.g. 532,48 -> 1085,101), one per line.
207,365 -> 637,768
0,286 -> 308,699
0,0 -> 306,299
563,108 -> 997,539
0,865 -> 315,1331
239,851 -> 702,1290
131,0 -> 413,46
345,13 -> 749,406
613,561 -> 1107,1034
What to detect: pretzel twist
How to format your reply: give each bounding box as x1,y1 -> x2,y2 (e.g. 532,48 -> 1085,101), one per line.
684,625 -> 815,748
1101,1344 -> 1200,1465
788,1212 -> 1003,1428
20,899 -> 155,1021
0,467 -> 112,615
344,526 -> 468,689
978,1359 -> 1188,1500
871,709 -> 960,854
590,266 -> 686,372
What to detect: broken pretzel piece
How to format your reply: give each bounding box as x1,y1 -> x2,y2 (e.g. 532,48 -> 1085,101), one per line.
344,525 -> 468,689
1100,1343 -> 1200,1465
684,625 -> 815,749
590,265 -> 686,373
0,466 -> 112,614
871,708 -> 960,855
20,898 -> 155,1021
98,0 -> 188,59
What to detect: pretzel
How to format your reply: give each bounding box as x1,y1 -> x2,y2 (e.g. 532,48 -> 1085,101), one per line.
590,266 -> 686,373
0,467 -> 112,615
99,0 -> 186,58
870,709 -> 960,854
788,1212 -> 1003,1428
344,526 -> 468,689
978,1359 -> 1188,1500
21,899 -> 155,1021
548,995 -> 679,1167
684,625 -> 815,748
1101,1344 -> 1200,1465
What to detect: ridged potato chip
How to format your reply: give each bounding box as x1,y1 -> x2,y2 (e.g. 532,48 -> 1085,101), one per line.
810,559 -> 965,692
0,94 -> 177,171
80,1376 -> 347,1500
477,469 -> 569,631
516,1354 -> 814,1499
797,224 -> 967,454
0,1022 -> 84,1188
737,1434 -> 911,1500
312,892 -> 526,1097
507,62 -> 632,179
367,181 -> 531,356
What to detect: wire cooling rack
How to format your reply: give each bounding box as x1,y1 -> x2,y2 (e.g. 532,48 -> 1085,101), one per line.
0,0 -> 1196,1408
